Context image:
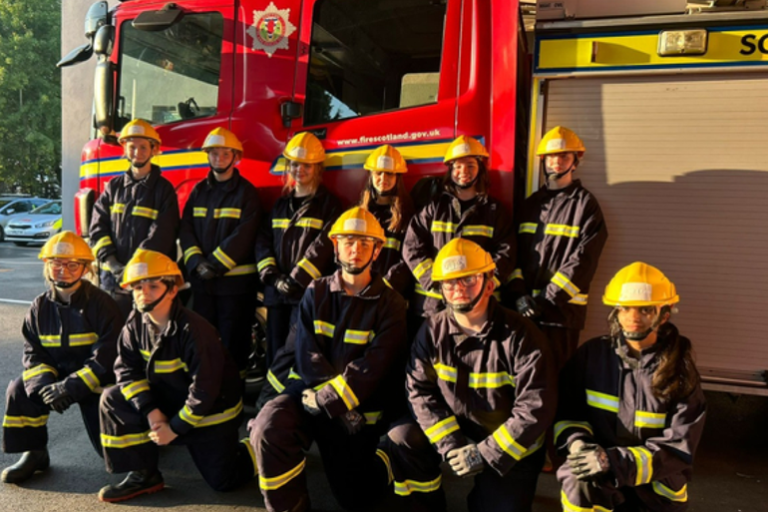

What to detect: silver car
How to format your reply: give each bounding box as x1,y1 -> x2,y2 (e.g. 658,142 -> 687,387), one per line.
5,200 -> 63,246
0,197 -> 48,241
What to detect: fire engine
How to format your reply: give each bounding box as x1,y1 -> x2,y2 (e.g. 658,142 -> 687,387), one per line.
61,0 -> 768,396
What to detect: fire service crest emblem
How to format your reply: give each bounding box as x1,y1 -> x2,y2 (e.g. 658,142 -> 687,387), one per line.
247,2 -> 297,58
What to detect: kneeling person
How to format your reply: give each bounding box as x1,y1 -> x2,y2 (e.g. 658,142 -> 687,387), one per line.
384,238 -> 556,512
98,249 -> 255,503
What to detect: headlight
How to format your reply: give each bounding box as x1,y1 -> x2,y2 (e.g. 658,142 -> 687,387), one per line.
35,220 -> 56,228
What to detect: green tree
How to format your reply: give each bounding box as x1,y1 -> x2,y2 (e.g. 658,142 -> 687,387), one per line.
0,0 -> 60,198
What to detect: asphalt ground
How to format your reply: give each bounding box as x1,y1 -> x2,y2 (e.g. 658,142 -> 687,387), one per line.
0,242 -> 766,511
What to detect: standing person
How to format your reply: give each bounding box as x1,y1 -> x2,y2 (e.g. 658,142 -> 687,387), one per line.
506,126 -> 607,371
98,249 -> 255,503
384,238 -> 555,512
1,232 -> 123,484
556,262 -> 706,512
250,207 -> 408,512
256,132 -> 341,366
358,144 -> 414,298
403,135 -> 515,322
179,127 -> 262,377
89,119 -> 180,319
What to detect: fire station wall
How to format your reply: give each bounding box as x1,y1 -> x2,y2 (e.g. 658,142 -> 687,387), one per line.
541,73 -> 768,376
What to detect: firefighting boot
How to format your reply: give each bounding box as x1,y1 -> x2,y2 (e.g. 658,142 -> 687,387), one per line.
1,449 -> 50,484
98,469 -> 164,503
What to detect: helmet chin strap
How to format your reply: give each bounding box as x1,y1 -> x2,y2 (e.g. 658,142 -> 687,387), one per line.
447,276 -> 486,314
138,283 -> 171,313
544,155 -> 579,182
336,247 -> 378,276
132,158 -> 152,171
623,328 -> 654,341
453,174 -> 478,190
211,160 -> 234,175
52,278 -> 80,289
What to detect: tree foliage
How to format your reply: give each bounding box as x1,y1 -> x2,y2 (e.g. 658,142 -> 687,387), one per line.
0,0 -> 60,198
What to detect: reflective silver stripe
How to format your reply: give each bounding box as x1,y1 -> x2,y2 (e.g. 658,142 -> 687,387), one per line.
76,367 -> 100,391
224,264 -> 257,276
179,405 -> 204,426
258,257 -> 277,271
272,218 -> 290,229
2,414 -> 49,428
414,282 -> 441,299
329,375 -> 359,410
551,272 -> 580,298
413,259 -> 433,279
110,203 -> 126,214
193,207 -> 207,217
295,218 -> 323,229
195,400 -> 243,427
544,223 -> 580,238
122,380 -> 150,400
627,446 -> 653,485
434,363 -> 457,383
569,293 -> 588,306
343,329 -> 373,345
70,332 -> 99,347
213,247 -> 236,270
508,268 -> 523,283
101,431 -> 152,449
635,411 -> 666,429
462,225 -> 494,238
259,458 -> 306,490
267,370 -> 285,393
376,448 -> 394,484
183,246 -> 203,263
364,411 -> 383,425
139,349 -> 151,361
132,206 -> 159,220
519,222 -> 537,234
469,371 -> 515,389
652,481 -> 687,503
93,236 -> 113,254
431,221 -> 456,233
554,420 -> 593,444
492,427 -> 544,461
298,258 -> 321,279
425,416 -> 460,444
561,490 -> 613,512
314,321 -> 335,338
39,335 -> 60,347
214,208 -> 241,219
154,358 -> 188,374
384,238 -> 401,251
586,389 -> 620,413
23,364 -> 58,381
241,438 -> 258,477
394,475 -> 441,496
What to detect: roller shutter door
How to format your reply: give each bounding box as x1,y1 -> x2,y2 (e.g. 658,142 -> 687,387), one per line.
541,73 -> 768,379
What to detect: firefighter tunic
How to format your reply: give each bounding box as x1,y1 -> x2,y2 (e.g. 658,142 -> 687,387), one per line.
99,301 -> 255,490
89,165 -> 180,317
3,281 -> 123,455
384,299 -> 556,512
556,326 -> 706,512
249,271 -> 408,512
403,191 -> 515,317
179,168 -> 262,371
505,180 -> 607,368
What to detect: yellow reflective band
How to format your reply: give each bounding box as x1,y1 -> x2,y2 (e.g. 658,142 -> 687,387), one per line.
193,207 -> 208,217
434,363 -> 457,383
492,275 -> 501,289
365,411 -> 383,425
425,416 -> 460,444
183,246 -> 203,264
196,400 -> 243,428
586,389 -> 620,413
545,224 -> 580,238
213,247 -> 237,270
93,236 -> 113,254
552,272 -> 581,298
288,367 -> 302,380
259,458 -> 306,490
101,430 -> 152,449
110,203 -> 126,215
376,449 -> 394,484
179,405 -> 204,427
413,259 -> 433,280
635,411 -> 666,429
39,335 -> 61,347
258,257 -> 277,272
492,426 -> 542,461
560,490 -> 613,512
295,218 -> 323,230
652,481 -> 688,503
2,414 -> 49,428
554,421 -> 593,444
154,358 -> 188,374
122,379 -> 150,400
224,264 -> 257,277
414,283 -> 442,300
70,332 -> 99,347
214,208 -> 241,219
519,223 -> 537,234
569,293 -> 588,306
462,225 -> 494,238
241,438 -> 258,477
532,289 -> 542,297
382,277 -> 392,289
329,375 -> 359,410
314,320 -> 335,338
431,221 -> 457,234
627,446 -> 653,486
394,474 -> 442,496
272,218 -> 290,229
76,367 -> 101,392
132,206 -> 159,220
508,268 -> 523,283
469,371 -> 515,389
343,329 -> 374,345
267,370 -> 285,393
297,258 -> 321,280
384,238 -> 401,251
23,364 -> 58,381
139,349 -> 151,361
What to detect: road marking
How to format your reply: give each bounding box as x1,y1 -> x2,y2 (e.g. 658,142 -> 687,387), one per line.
0,298 -> 31,305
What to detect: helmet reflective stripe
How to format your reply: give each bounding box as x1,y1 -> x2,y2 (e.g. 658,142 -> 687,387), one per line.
126,125 -> 145,136
545,139 -> 567,152
52,243 -> 74,256
619,283 -> 653,303
344,219 -> 367,232
289,147 -> 307,159
453,143 -> 470,158
377,155 -> 394,170
205,135 -> 226,146
441,255 -> 467,275
126,263 -> 149,282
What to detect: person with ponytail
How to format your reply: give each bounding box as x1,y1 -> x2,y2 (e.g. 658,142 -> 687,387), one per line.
556,262 -> 706,512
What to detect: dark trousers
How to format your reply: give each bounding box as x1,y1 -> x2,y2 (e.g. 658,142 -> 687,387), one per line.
249,393 -> 390,512
384,416 -> 545,512
265,304 -> 298,367
3,377 -> 101,455
538,325 -> 580,372
192,289 -> 256,374
99,386 -> 255,491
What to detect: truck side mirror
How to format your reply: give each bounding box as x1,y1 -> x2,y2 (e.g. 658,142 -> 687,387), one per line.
93,24 -> 115,57
85,1 -> 109,39
93,25 -> 115,136
280,101 -> 303,128
57,43 -> 93,68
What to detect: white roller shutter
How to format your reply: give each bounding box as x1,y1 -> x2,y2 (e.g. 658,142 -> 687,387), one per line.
541,73 -> 768,381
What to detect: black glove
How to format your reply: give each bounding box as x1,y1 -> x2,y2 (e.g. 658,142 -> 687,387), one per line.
276,276 -> 304,301
39,382 -> 74,414
301,389 -> 322,416
337,410 -> 365,435
263,272 -> 282,288
567,443 -> 611,481
105,256 -> 125,280
195,261 -> 218,281
515,295 -> 541,319
446,444 -> 485,478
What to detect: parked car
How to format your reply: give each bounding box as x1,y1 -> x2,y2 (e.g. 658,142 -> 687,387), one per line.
0,197 -> 48,242
4,200 -> 63,246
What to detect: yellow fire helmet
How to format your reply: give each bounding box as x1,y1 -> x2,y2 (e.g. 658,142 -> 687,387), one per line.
39,231 -> 94,262
283,132 -> 326,164
432,238 -> 496,281
443,135 -> 490,164
328,207 -> 386,243
202,127 -> 244,153
120,248 -> 184,289
118,119 -> 162,146
603,262 -> 680,307
364,145 -> 408,174
536,126 -> 585,157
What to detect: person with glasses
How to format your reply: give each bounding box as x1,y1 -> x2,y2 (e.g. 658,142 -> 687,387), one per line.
556,262 -> 705,512
383,238 -> 555,512
2,232 -> 123,484
97,249 -> 255,502
250,207 -> 407,512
